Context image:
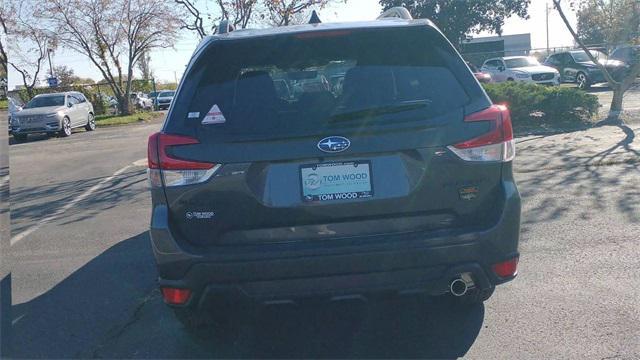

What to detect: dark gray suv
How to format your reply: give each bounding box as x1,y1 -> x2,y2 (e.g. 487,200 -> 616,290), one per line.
148,14 -> 521,333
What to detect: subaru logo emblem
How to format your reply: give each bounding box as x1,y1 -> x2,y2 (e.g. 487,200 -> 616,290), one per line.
318,136 -> 350,153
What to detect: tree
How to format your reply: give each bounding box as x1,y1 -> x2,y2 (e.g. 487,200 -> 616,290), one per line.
266,0 -> 334,26
40,0 -> 181,114
137,50 -> 153,80
4,1 -> 57,98
0,1 -> 9,81
176,0 -> 342,39
175,0 -> 258,39
576,2 -> 606,46
53,65 -> 95,86
53,65 -> 76,86
379,0 -> 530,47
554,0 -> 640,119
576,0 -> 640,50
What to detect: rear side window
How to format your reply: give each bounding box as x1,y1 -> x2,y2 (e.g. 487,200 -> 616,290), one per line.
483,60 -> 498,69
169,26 -> 477,138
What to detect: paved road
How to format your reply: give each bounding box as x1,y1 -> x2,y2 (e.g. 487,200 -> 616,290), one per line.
7,118 -> 640,358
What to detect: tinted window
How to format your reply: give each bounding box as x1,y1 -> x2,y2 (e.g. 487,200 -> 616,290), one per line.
571,50 -> 606,62
505,57 -> 540,68
174,27 -> 475,138
611,47 -> 633,62
159,91 -> 175,97
25,95 -> 65,108
483,60 -> 499,69
546,55 -> 559,65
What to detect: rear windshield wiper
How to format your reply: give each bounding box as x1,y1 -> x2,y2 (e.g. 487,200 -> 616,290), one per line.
329,100 -> 430,122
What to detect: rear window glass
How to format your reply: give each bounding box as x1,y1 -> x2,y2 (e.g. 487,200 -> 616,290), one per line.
176,26 -> 472,138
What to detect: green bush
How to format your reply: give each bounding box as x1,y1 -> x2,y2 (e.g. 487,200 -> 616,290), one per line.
483,82 -> 600,132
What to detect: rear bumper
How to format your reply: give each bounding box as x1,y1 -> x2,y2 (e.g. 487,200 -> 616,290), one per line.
150,180 -> 520,307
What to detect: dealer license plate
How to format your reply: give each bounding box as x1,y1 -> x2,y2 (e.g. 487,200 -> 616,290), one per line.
300,161 -> 373,202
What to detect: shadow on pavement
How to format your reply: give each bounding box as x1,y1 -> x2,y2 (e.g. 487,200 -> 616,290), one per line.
516,124 -> 640,229
11,232 -> 157,358
10,169 -> 147,235
11,231 -> 484,359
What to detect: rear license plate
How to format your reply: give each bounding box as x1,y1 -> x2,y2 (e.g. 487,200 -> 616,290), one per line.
301,161 -> 373,202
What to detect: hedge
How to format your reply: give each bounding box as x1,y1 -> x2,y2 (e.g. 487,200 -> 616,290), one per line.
483,82 -> 600,133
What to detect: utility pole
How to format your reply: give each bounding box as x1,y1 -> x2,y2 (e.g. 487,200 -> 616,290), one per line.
47,49 -> 54,77
173,71 -> 178,85
546,2 -> 550,54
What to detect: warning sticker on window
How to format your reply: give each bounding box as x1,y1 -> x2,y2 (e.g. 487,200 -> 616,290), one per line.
202,104 -> 226,124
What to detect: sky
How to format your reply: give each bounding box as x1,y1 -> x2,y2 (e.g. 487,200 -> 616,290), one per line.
7,0 -> 577,90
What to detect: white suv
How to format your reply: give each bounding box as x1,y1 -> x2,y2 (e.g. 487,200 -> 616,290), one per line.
481,56 -> 559,85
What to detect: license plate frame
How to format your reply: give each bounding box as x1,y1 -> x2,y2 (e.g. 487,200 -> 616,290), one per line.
300,161 -> 373,203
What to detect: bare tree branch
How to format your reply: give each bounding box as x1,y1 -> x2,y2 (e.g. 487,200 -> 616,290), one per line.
40,0 -> 181,114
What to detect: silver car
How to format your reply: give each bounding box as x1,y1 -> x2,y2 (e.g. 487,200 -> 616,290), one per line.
11,92 -> 95,141
155,90 -> 175,110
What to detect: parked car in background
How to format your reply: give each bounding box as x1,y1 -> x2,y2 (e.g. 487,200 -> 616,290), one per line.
130,92 -> 153,110
610,45 -> 640,67
329,74 -> 346,94
481,56 -> 559,85
467,62 -> 492,83
155,90 -> 175,110
148,15 -> 520,335
273,79 -> 292,100
10,92 -> 95,141
148,91 -> 160,104
544,50 -> 625,89
8,97 -> 24,134
292,73 -> 332,97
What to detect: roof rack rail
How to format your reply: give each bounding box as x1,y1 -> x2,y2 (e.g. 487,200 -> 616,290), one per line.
377,7 -> 413,20
217,19 -> 235,34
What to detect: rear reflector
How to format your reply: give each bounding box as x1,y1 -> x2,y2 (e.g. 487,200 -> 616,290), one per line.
492,257 -> 519,278
448,105 -> 515,162
148,132 -> 220,187
161,287 -> 192,305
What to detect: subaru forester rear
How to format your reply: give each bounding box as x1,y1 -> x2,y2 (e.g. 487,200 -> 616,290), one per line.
148,17 -> 520,330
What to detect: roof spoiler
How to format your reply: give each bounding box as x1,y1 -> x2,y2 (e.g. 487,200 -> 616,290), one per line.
377,7 -> 413,20
217,19 -> 235,34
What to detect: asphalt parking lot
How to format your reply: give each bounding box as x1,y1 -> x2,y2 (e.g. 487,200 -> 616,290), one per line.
6,87 -> 640,358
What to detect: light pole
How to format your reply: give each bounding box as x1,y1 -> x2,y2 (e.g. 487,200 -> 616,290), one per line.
47,49 -> 55,78
546,2 -> 550,54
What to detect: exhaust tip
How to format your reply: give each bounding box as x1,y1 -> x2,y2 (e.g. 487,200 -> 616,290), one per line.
450,278 -> 468,297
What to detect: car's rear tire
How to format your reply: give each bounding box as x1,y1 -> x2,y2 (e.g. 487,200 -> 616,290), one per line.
13,133 -> 27,142
59,117 -> 72,137
576,72 -> 591,90
85,113 -> 96,131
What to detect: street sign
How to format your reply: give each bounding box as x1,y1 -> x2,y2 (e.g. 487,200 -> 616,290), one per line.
47,77 -> 59,88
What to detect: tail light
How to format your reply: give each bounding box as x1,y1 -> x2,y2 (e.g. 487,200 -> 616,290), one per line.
160,287 -> 192,305
448,105 -> 515,162
492,256 -> 519,278
148,132 -> 220,188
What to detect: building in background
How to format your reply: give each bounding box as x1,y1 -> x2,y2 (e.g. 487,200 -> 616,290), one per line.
461,33 -> 532,67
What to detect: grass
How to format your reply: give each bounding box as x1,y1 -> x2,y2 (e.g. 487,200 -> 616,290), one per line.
95,111 -> 164,127
0,99 -> 7,110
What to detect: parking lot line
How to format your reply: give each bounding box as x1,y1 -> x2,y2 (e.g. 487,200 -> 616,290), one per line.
10,159 -> 146,246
